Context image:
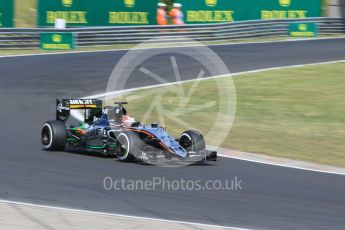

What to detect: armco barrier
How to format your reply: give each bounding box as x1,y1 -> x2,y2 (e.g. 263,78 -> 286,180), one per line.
0,17 -> 344,49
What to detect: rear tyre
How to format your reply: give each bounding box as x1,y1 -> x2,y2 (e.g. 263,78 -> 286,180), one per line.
179,130 -> 206,152
115,131 -> 143,162
41,120 -> 67,151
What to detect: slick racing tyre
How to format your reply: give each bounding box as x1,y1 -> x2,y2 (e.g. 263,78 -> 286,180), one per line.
115,131 -> 143,162
41,120 -> 67,151
179,130 -> 206,152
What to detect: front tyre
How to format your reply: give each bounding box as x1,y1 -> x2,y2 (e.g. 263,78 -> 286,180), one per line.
41,120 -> 67,151
115,131 -> 143,162
179,130 -> 206,152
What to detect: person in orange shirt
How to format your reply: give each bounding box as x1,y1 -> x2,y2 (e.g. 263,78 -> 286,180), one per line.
157,3 -> 168,25
169,3 -> 184,25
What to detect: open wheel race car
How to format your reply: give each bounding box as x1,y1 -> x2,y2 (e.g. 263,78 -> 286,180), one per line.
41,99 -> 217,163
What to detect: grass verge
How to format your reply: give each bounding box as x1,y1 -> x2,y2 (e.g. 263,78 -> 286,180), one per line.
111,62 -> 345,167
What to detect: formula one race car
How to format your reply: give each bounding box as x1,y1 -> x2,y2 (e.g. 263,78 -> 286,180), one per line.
41,99 -> 217,163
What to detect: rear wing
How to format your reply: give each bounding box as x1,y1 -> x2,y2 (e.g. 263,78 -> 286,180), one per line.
56,99 -> 103,122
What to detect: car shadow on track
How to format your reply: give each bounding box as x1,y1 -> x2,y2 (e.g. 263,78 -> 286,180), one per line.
45,149 -> 216,167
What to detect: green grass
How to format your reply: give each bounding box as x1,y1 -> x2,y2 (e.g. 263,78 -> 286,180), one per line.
110,62 -> 345,167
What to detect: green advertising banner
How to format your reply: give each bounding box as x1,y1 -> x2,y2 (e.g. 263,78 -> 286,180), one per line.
177,0 -> 321,24
0,0 -> 14,27
289,22 -> 318,37
38,0 -> 321,27
40,32 -> 76,50
38,0 -> 157,26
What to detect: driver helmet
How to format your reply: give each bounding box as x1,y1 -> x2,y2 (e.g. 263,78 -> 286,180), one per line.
122,115 -> 136,127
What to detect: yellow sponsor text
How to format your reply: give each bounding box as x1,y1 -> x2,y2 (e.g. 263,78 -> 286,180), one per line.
109,12 -> 148,24
187,10 -> 234,22
42,44 -> 72,50
290,31 -> 315,37
70,105 -> 98,109
261,10 -> 307,19
46,11 -> 88,24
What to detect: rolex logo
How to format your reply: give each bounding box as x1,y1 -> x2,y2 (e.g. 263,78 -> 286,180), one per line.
62,0 -> 73,7
205,0 -> 217,7
298,24 -> 307,31
279,0 -> 291,7
124,0 -> 135,8
52,34 -> 62,43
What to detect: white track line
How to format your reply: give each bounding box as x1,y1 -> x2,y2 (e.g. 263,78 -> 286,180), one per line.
0,36 -> 344,59
0,199 -> 252,230
73,60 -> 345,122
217,154 -> 345,176
86,59 -> 345,99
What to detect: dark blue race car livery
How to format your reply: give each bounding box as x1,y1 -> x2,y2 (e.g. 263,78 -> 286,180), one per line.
41,99 -> 217,163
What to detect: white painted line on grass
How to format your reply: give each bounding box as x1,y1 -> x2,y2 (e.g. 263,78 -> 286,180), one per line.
85,59 -> 345,99
217,154 -> 345,176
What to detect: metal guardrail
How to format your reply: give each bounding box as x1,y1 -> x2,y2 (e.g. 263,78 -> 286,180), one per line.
0,17 -> 344,49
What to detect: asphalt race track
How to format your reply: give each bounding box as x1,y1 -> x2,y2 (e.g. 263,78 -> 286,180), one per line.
1,38 -> 345,230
